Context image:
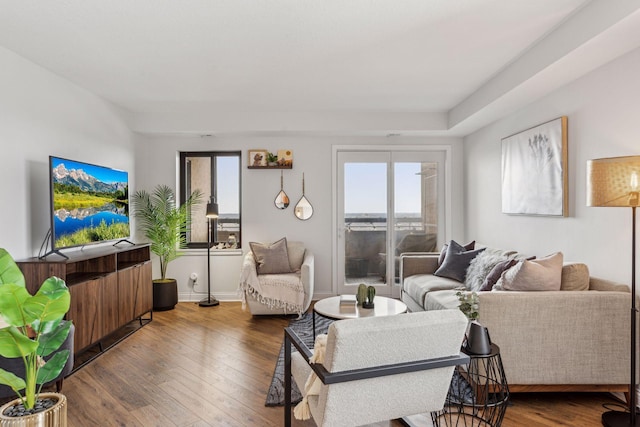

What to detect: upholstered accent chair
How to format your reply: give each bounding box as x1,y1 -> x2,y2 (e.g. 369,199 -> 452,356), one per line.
284,309 -> 469,426
0,248 -> 75,399
239,239 -> 314,316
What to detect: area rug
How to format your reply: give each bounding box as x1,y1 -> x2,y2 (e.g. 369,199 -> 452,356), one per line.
265,312 -> 333,406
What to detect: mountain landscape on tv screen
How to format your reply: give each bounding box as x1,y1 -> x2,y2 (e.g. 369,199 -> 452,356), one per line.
51,159 -> 130,249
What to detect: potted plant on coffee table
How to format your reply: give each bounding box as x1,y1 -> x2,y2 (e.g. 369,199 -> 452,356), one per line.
0,248 -> 72,427
132,185 -> 203,310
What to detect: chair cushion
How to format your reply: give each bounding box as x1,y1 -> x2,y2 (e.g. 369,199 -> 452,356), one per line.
424,289 -> 461,311
250,238 -> 292,275
403,274 -> 460,310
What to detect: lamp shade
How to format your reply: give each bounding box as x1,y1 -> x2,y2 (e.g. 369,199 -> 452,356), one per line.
586,156 -> 640,207
206,202 -> 219,218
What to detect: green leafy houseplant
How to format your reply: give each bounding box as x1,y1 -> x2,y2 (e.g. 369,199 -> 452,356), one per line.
0,248 -> 71,411
131,185 -> 203,281
266,152 -> 278,164
455,289 -> 479,321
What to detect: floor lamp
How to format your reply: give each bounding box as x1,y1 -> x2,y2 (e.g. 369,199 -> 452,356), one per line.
200,199 -> 220,307
587,156 -> 640,427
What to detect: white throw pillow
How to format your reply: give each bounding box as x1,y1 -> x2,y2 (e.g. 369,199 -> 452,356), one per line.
495,252 -> 563,291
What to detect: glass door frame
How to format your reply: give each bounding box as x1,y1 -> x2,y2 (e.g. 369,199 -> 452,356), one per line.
332,145 -> 452,298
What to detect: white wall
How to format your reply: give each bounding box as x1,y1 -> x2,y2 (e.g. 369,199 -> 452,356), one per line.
134,135 -> 464,301
0,47 -> 135,259
464,45 -> 640,285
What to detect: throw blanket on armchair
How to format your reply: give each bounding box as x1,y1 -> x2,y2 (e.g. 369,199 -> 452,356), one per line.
239,255 -> 305,316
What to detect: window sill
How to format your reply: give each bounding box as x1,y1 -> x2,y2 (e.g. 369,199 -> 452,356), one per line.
179,248 -> 243,257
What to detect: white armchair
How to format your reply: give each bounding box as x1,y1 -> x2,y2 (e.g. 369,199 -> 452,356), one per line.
239,240 -> 314,316
284,309 -> 469,426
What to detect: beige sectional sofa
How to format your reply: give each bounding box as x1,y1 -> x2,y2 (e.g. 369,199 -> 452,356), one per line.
400,251 -> 634,394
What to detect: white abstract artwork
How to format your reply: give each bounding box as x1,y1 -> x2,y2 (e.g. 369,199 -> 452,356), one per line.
501,117 -> 568,216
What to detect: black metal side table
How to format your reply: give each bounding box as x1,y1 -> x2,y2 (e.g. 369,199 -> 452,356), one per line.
432,343 -> 510,427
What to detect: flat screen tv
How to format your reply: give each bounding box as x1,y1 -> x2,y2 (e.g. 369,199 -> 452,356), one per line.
48,156 -> 130,253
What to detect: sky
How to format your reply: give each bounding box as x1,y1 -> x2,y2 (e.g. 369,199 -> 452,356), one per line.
217,156 -> 239,214
51,156 -> 128,185
344,162 -> 422,214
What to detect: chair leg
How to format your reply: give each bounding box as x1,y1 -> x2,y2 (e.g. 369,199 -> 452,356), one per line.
285,332 -> 292,427
56,378 -> 63,393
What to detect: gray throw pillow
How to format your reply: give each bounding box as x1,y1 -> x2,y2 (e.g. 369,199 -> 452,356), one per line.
438,240 -> 475,266
434,241 -> 485,283
250,237 -> 292,275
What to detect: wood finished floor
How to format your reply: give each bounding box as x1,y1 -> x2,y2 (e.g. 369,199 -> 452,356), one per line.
60,302 -> 626,426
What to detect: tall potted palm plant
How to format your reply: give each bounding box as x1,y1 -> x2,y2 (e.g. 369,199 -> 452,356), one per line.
0,248 -> 71,427
131,185 -> 203,310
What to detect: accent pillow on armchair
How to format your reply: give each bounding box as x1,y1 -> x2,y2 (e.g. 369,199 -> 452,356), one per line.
250,237 -> 293,275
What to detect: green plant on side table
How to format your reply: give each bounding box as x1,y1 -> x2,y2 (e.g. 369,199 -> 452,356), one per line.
0,248 -> 71,425
132,184 -> 203,310
455,289 -> 479,321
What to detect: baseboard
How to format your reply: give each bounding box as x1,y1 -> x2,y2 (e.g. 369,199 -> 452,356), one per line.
178,291 -> 241,302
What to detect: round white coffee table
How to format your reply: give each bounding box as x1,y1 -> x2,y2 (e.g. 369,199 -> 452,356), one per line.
312,295 -> 407,338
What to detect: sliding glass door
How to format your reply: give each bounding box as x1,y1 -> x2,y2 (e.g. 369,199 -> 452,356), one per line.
336,149 -> 446,296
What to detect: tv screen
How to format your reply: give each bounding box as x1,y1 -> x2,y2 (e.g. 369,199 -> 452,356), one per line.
49,156 -> 130,251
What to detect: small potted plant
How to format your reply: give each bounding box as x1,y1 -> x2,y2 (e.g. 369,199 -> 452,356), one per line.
455,289 -> 479,321
266,152 -> 278,166
132,185 -> 203,310
0,248 -> 72,426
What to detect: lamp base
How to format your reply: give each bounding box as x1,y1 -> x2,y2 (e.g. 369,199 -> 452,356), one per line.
198,296 -> 220,307
602,410 -> 640,426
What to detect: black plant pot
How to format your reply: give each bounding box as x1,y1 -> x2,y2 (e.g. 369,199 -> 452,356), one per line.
153,279 -> 178,311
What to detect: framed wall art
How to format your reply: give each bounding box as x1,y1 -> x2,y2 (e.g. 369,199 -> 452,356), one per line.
277,149 -> 293,167
501,116 -> 568,217
248,149 -> 268,167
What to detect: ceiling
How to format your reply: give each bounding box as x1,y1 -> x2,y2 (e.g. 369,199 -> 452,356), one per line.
1,0 -> 639,136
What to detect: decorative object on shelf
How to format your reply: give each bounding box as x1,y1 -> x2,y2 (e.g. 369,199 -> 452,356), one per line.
277,149 -> 293,167
132,185 -> 203,311
247,149 -> 292,169
362,286 -> 375,309
586,155 -> 640,427
0,248 -> 71,426
356,283 -> 367,306
501,116 -> 568,217
294,173 -> 314,220
200,199 -> 220,307
267,152 -> 279,166
275,170 -> 290,209
248,149 -> 268,167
